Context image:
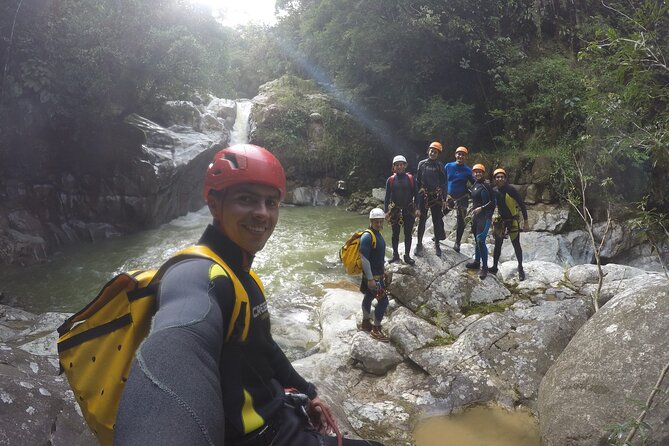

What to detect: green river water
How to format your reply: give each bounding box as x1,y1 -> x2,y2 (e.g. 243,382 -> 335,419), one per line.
0,206 -> 367,315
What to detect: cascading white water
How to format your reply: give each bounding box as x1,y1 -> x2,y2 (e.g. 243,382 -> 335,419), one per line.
229,100 -> 253,145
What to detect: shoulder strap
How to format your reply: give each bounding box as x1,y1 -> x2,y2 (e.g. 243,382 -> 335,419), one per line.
390,173 -> 414,190
172,245 -> 260,342
363,229 -> 377,248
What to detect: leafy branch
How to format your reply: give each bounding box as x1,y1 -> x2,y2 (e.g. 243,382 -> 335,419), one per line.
609,359 -> 669,445
628,196 -> 669,280
557,150 -> 612,312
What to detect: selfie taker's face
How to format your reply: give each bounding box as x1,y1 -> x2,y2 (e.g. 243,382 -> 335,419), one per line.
211,183 -> 280,254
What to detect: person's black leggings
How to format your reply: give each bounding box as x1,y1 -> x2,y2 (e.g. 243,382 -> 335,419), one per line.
390,207 -> 415,255
417,203 -> 444,244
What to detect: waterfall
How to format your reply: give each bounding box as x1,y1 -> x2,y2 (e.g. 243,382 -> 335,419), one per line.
230,100 -> 253,145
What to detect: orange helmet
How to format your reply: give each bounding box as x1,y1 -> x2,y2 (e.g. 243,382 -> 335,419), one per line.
455,146 -> 469,155
493,168 -> 507,178
203,144 -> 286,200
472,163 -> 486,173
429,141 -> 443,152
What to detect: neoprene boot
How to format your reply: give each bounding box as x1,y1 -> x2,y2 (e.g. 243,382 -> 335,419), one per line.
403,254 -> 415,265
479,267 -> 488,280
389,253 -> 400,263
466,261 -> 480,270
435,242 -> 441,257
414,243 -> 424,256
358,318 -> 373,332
518,266 -> 526,281
370,325 -> 389,342
489,265 -> 498,274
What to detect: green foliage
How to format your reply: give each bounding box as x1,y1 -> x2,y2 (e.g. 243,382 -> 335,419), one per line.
425,334 -> 457,348
250,76 -> 383,186
608,419 -> 651,446
628,196 -> 669,277
461,301 -> 510,317
490,55 -> 586,149
411,97 -> 476,144
1,0 -> 234,121
577,0 -> 669,209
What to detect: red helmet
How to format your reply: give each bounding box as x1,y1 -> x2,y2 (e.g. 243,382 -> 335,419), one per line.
203,144 -> 286,200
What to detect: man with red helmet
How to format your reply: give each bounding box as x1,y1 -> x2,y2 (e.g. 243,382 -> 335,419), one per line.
116,144 -> 384,446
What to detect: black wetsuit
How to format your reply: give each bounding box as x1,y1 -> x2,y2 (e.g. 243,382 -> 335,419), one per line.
115,225 -> 384,446
492,183 -> 528,270
470,180 -> 495,268
384,172 -> 416,257
415,158 -> 446,244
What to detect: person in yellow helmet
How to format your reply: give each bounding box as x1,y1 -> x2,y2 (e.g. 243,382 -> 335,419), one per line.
415,141 -> 446,257
490,168 -> 529,281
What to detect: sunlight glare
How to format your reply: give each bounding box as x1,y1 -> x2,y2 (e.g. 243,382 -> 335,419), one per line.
190,0 -> 277,27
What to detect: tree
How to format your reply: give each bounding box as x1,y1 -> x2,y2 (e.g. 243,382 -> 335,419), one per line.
578,0 -> 669,209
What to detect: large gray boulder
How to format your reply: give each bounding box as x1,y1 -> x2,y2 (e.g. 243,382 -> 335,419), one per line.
0,305 -> 95,445
538,276 -> 669,446
408,297 -> 590,412
388,248 -> 511,316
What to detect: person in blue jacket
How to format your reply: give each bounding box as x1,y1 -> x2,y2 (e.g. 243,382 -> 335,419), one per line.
465,164 -> 496,279
359,208 -> 390,342
443,146 -> 474,252
384,155 -> 416,265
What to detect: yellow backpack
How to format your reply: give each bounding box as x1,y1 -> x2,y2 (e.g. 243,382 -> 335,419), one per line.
339,229 -> 376,275
56,245 -> 262,446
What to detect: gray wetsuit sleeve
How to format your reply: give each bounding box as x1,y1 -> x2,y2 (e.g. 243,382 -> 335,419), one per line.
114,258 -> 229,446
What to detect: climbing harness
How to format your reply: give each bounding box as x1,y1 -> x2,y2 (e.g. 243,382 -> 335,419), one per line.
388,203 -> 414,226
420,187 -> 444,209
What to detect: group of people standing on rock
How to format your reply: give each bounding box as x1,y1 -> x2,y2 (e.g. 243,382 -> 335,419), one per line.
381,140 -> 529,279
356,141 -> 530,342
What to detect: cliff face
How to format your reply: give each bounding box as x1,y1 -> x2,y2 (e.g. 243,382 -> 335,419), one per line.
0,77 -> 387,266
0,99 -> 235,266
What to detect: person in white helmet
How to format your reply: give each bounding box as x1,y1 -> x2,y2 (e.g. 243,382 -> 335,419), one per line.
358,208 -> 390,341
384,155 -> 417,265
